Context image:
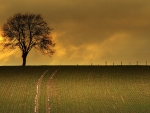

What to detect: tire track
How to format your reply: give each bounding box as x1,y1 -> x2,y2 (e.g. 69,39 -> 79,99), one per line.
34,69 -> 49,113
46,68 -> 61,113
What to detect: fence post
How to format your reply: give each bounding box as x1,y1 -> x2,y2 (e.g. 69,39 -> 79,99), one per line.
105,61 -> 107,66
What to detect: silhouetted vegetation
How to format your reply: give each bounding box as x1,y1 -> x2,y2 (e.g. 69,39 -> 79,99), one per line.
1,13 -> 55,66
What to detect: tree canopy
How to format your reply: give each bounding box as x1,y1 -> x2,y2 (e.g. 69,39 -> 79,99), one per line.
1,13 -> 55,66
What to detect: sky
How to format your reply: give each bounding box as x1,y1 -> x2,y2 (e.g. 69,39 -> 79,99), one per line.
0,0 -> 150,65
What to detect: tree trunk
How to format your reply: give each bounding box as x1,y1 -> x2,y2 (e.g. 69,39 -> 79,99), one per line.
22,52 -> 28,66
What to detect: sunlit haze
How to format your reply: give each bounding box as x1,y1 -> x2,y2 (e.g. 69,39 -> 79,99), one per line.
0,0 -> 150,65
0,36 -> 3,41
0,31 -> 3,41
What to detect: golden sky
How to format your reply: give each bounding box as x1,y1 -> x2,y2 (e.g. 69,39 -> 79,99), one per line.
0,0 -> 150,65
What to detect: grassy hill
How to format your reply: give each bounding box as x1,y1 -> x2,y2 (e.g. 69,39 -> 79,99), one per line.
0,66 -> 150,113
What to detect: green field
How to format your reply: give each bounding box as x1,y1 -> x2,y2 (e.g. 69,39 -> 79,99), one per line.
0,66 -> 150,113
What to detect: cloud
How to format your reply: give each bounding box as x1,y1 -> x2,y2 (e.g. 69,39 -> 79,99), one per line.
99,33 -> 150,65
0,49 -> 19,65
0,0 -> 150,65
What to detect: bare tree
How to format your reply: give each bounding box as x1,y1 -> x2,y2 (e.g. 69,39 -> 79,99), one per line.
1,13 -> 55,66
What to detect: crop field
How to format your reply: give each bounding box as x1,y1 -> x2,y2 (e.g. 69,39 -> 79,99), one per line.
0,66 -> 150,113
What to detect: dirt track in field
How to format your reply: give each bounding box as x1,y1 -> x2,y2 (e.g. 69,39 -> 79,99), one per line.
46,68 -> 61,113
34,69 -> 49,113
34,68 -> 60,113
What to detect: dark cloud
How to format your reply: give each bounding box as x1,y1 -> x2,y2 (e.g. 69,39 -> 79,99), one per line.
0,0 -> 150,65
